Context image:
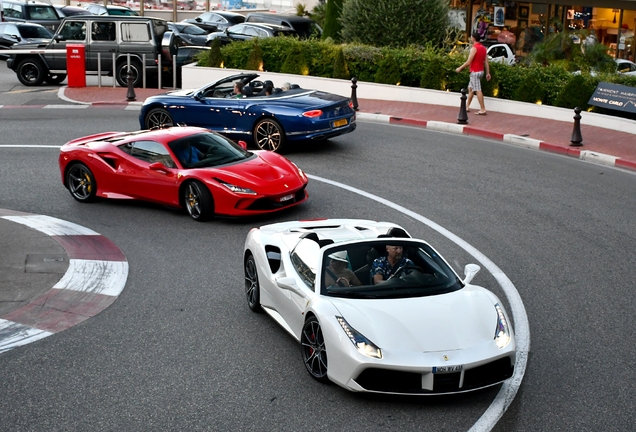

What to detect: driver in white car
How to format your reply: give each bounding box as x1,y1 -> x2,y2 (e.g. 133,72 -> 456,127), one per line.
371,245 -> 414,285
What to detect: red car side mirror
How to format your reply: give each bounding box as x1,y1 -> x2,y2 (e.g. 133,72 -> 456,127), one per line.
238,140 -> 247,150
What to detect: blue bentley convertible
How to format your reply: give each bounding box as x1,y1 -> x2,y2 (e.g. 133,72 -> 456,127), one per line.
139,73 -> 357,153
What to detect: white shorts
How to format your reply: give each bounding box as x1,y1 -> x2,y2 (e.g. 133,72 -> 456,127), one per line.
469,71 -> 484,92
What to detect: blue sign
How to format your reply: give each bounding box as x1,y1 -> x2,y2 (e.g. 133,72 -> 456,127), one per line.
588,82 -> 636,114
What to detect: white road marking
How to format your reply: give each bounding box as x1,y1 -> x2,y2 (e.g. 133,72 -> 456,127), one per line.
308,174 -> 530,432
3,215 -> 100,236
0,145 -> 61,148
0,319 -> 53,354
54,259 -> 129,297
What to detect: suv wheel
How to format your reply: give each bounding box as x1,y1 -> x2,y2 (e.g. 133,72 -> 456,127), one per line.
115,59 -> 142,87
16,58 -> 47,86
45,74 -> 67,85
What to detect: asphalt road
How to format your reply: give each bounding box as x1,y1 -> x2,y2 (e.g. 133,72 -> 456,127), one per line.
0,64 -> 635,431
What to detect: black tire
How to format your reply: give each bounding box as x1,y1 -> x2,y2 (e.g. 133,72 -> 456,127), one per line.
183,181 -> 214,221
244,254 -> 262,312
16,58 -> 47,86
115,58 -> 142,87
145,107 -> 174,129
300,316 -> 329,382
254,118 -> 285,153
45,74 -> 67,85
66,163 -> 97,203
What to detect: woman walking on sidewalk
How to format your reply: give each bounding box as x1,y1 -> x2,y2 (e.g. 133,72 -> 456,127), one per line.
455,31 -> 491,115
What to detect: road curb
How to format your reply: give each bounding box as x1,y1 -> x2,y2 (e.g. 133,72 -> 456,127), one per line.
0,209 -> 128,354
356,112 -> 636,173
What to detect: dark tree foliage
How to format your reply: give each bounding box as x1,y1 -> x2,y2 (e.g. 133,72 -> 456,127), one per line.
340,0 -> 449,48
332,47 -> 350,79
245,39 -> 264,71
322,0 -> 344,42
281,43 -> 308,75
204,38 -> 223,68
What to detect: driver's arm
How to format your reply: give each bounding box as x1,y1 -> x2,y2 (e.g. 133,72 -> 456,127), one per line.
372,273 -> 384,285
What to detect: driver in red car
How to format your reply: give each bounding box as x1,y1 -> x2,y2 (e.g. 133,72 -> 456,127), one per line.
173,142 -> 204,167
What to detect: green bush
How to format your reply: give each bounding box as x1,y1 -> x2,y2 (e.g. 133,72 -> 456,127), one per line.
200,38 -> 223,68
554,73 -> 598,110
374,51 -> 401,84
193,36 -> 634,112
322,0 -> 344,42
281,42 -> 309,75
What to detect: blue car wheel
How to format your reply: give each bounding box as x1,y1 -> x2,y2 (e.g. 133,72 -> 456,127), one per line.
254,118 -> 284,153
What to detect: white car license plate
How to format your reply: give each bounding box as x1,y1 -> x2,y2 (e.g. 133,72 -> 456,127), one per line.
433,365 -> 464,374
332,118 -> 348,128
279,194 -> 294,202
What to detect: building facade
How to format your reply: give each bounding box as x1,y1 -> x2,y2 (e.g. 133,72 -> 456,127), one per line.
450,0 -> 636,60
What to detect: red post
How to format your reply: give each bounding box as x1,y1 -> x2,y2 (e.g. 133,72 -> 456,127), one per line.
66,44 -> 86,88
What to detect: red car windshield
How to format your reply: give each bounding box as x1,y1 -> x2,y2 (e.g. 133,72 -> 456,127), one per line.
169,132 -> 250,168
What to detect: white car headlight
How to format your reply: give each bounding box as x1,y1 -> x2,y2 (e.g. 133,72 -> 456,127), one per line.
494,303 -> 511,349
336,316 -> 382,359
216,179 -> 256,195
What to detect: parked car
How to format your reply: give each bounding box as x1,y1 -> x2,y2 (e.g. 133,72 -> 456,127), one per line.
243,219 -> 516,392
168,21 -> 208,46
182,11 -> 244,34
1,0 -> 62,32
59,126 -> 309,221
0,22 -> 52,59
615,58 -> 636,76
54,5 -> 92,18
206,23 -> 296,46
245,12 -> 321,39
84,4 -> 139,16
139,72 -> 357,153
7,15 -> 176,87
487,43 -> 516,65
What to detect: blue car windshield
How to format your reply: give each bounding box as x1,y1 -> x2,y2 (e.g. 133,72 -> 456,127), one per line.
169,132 -> 250,168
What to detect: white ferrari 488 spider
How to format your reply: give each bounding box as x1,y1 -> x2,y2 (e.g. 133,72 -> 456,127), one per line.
243,219 -> 516,395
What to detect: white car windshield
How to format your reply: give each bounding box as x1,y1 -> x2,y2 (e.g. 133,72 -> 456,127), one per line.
320,240 -> 462,299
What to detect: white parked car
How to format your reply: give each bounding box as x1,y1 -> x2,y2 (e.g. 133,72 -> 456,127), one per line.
487,43 -> 516,65
615,58 -> 636,76
243,219 -> 516,394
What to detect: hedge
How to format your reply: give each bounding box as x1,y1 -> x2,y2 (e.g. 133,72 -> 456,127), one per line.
197,37 -> 636,114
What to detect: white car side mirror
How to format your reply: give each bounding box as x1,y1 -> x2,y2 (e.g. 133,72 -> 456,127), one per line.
463,263 -> 481,284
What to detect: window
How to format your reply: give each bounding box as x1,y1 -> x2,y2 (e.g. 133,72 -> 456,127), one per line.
26,5 -> 58,20
120,140 -> 175,167
243,26 -> 260,37
121,22 -> 150,42
91,22 -> 116,41
59,21 -> 86,41
3,3 -> 23,19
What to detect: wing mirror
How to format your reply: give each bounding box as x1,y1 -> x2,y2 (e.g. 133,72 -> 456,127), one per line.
276,277 -> 307,298
463,263 -> 481,284
149,162 -> 172,173
237,140 -> 247,150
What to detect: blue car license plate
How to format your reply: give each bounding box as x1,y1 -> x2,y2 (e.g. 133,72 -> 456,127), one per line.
332,118 -> 348,128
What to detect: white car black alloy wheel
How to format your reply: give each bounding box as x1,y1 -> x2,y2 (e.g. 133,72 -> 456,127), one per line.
244,254 -> 261,312
301,316 -> 329,382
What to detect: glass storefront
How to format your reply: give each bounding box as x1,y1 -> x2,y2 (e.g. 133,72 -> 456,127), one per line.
448,1 -> 636,61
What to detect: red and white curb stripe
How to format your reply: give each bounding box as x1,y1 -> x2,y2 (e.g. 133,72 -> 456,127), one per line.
357,113 -> 636,172
0,211 -> 128,354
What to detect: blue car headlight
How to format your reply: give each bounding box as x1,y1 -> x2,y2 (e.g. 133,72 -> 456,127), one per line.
336,316 -> 382,359
216,179 -> 256,195
494,303 -> 511,349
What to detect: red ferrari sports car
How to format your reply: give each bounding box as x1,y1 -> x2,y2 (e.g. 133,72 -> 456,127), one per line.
58,126 -> 309,221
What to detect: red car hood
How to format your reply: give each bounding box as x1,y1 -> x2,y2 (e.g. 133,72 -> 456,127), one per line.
195,151 -> 306,193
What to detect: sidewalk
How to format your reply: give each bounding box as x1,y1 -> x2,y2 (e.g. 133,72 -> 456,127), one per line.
61,85 -> 636,170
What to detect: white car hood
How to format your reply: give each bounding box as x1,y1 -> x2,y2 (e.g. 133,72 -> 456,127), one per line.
328,288 -> 497,352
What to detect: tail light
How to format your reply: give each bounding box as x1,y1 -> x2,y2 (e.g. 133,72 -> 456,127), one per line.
302,110 -> 322,118
349,101 -> 354,109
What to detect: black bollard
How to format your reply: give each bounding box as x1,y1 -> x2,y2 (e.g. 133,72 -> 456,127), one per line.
350,77 -> 359,111
126,69 -> 136,102
457,88 -> 468,124
570,107 -> 583,146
